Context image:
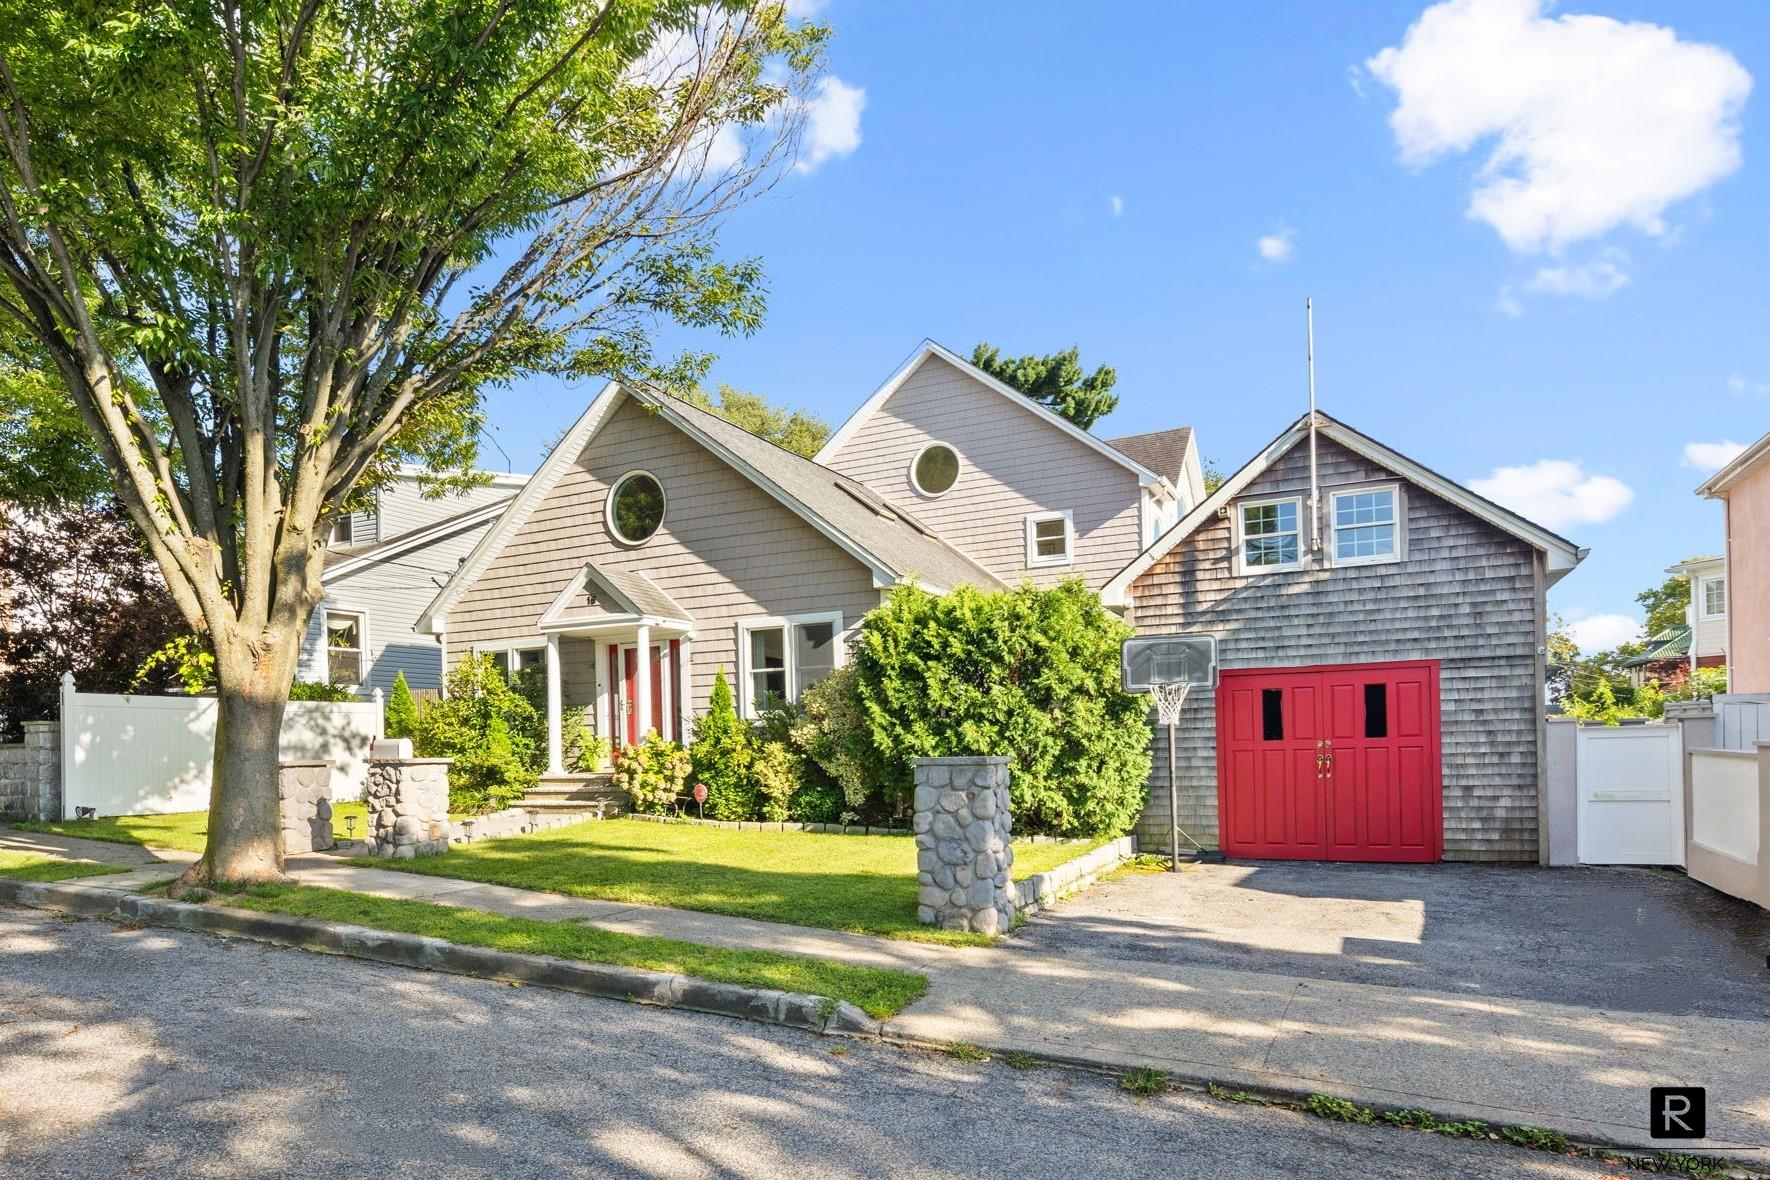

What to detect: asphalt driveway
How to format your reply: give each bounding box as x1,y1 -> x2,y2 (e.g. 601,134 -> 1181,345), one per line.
1014,860 -> 1770,1020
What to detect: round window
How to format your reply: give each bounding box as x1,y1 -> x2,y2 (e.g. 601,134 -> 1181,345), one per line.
911,444 -> 960,496
607,471 -> 665,545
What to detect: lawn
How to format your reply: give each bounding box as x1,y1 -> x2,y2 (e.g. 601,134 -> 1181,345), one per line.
13,802 -> 372,853
0,850 -> 132,883
214,883 -> 927,1019
352,817 -> 1105,944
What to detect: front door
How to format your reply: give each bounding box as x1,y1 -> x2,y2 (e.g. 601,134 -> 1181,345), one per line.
1217,661 -> 1442,862
616,643 -> 671,746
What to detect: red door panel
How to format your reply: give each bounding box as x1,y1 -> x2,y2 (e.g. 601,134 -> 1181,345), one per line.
1218,661 -> 1441,863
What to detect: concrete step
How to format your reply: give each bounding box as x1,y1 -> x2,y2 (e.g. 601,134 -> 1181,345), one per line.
521,772 -> 625,817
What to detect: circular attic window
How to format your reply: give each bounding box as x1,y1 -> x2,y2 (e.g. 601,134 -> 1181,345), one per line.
607,471 -> 665,545
911,444 -> 961,497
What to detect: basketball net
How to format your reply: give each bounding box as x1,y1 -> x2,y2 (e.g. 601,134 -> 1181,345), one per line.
1149,682 -> 1191,726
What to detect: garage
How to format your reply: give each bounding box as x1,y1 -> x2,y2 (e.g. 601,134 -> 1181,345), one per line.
1217,661 -> 1443,862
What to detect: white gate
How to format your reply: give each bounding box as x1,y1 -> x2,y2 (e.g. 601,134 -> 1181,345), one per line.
1575,724 -> 1684,866
60,678 -> 382,818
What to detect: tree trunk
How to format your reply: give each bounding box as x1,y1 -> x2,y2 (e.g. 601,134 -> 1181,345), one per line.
183,643 -> 298,886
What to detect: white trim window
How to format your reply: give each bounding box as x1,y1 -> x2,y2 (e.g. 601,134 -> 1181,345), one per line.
324,610 -> 366,687
1025,511 -> 1074,568
472,643 -> 546,681
736,611 -> 845,716
1700,575 -> 1727,618
1330,484 -> 1402,567
1236,496 -> 1303,573
605,469 -> 666,546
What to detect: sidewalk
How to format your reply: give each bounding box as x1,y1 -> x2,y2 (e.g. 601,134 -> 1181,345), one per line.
6,827 -> 1765,1165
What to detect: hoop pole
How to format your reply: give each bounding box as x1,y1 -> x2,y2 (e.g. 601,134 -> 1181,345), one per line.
1168,715 -> 1180,872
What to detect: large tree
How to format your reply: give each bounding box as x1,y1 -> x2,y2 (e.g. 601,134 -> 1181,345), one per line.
1637,570 -> 1691,637
681,382 -> 828,456
969,342 -> 1118,430
0,1 -> 827,883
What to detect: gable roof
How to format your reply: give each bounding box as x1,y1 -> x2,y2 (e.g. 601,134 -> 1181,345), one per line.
419,382 -> 1006,633
322,497 -> 513,582
1105,427 -> 1194,484
1619,625 -> 1691,668
1696,428 -> 1770,498
814,340 -> 1172,491
537,562 -> 691,631
1100,411 -> 1588,607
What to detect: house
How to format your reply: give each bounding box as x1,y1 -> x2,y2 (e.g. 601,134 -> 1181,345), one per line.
419,379 -> 1006,776
1698,430 -> 1770,692
1667,555 -> 1728,675
300,468 -> 528,696
1618,625 -> 1692,688
1102,412 -> 1586,864
817,341 -> 1205,587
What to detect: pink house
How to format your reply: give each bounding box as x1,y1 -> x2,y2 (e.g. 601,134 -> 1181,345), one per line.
1698,431 -> 1770,693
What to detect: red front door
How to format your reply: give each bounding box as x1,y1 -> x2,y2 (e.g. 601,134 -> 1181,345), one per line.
619,644 -> 669,747
1217,661 -> 1442,862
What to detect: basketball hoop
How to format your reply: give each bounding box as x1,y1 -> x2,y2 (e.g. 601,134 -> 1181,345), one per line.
1122,635 -> 1218,871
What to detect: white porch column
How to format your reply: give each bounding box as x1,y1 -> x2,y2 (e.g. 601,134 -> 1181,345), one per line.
635,623 -> 654,737
545,633 -> 564,774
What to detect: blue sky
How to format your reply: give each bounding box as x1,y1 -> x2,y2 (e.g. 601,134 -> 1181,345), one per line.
481,0 -> 1768,652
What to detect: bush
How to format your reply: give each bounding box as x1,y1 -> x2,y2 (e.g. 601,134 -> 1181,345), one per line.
750,739 -> 799,823
851,581 -> 1152,838
614,732 -> 691,814
288,679 -> 358,702
384,671 -> 419,738
691,670 -> 753,821
792,665 -> 889,815
416,654 -> 542,814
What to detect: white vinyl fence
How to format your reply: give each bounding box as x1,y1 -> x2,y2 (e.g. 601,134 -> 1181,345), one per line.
1574,723 -> 1685,867
1686,744 -> 1770,910
59,674 -> 383,819
1715,693 -> 1770,751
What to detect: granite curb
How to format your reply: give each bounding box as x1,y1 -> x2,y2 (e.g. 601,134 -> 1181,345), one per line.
0,876 -> 882,1038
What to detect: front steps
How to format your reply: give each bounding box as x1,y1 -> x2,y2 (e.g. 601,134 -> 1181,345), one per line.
520,771 -> 626,818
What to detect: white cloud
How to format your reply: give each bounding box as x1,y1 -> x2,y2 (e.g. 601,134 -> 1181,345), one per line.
1256,227 -> 1294,263
1683,439 -> 1747,473
1469,458 -> 1634,529
1522,247 -> 1630,299
1367,0 -> 1752,254
794,76 -> 865,172
1727,373 -> 1770,397
1109,194 -> 1125,217
1565,613 -> 1642,653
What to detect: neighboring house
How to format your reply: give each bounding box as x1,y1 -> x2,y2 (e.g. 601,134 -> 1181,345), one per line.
816,341 -> 1204,588
300,469 -> 528,696
1102,412 -> 1586,865
1667,555 -> 1728,674
420,381 -> 1003,773
1698,430 -> 1770,693
1618,625 -> 1692,688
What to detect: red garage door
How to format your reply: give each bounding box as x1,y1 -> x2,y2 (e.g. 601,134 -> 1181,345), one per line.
1217,661 -> 1442,862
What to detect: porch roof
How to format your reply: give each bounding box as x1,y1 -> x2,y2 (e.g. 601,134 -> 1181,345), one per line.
537,561 -> 693,634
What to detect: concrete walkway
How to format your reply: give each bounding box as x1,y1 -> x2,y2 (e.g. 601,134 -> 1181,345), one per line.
5,827 -> 1764,1165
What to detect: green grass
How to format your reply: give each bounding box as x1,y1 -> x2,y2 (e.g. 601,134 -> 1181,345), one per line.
1119,1067 -> 1170,1097
212,883 -> 927,1019
350,817 -> 1106,944
13,802 -> 373,853
0,850 -> 131,883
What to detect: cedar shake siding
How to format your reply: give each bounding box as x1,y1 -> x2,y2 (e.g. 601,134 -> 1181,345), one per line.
446,396 -> 881,719
1127,437 -> 1546,863
823,353 -> 1148,587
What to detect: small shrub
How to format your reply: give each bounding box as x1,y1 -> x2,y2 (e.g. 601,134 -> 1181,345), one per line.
1304,1093 -> 1374,1124
289,679 -> 358,702
750,739 -> 799,823
792,665 -> 889,816
691,671 -> 753,821
384,671 -> 419,738
448,713 -> 529,815
417,654 -> 542,814
1119,1068 -> 1168,1097
615,733 -> 691,814
571,720 -> 611,772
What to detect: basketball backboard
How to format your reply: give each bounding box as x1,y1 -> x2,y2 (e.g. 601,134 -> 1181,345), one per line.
1121,634 -> 1217,693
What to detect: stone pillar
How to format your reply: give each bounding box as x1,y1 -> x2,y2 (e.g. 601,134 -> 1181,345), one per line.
912,756 -> 1014,935
278,760 -> 335,855
363,757 -> 453,858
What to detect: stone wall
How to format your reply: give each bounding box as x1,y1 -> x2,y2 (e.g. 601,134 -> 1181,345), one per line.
278,761 -> 335,855
0,721 -> 60,822
913,756 -> 1015,935
362,757 -> 452,857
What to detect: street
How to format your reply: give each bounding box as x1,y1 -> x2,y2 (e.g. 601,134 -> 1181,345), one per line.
0,906 -> 1666,1179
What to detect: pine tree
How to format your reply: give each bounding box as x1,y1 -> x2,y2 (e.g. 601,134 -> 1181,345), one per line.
385,671 -> 419,740
691,670 -> 754,820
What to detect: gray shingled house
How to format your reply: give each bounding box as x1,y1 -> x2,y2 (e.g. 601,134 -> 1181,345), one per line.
1103,412 -> 1586,864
